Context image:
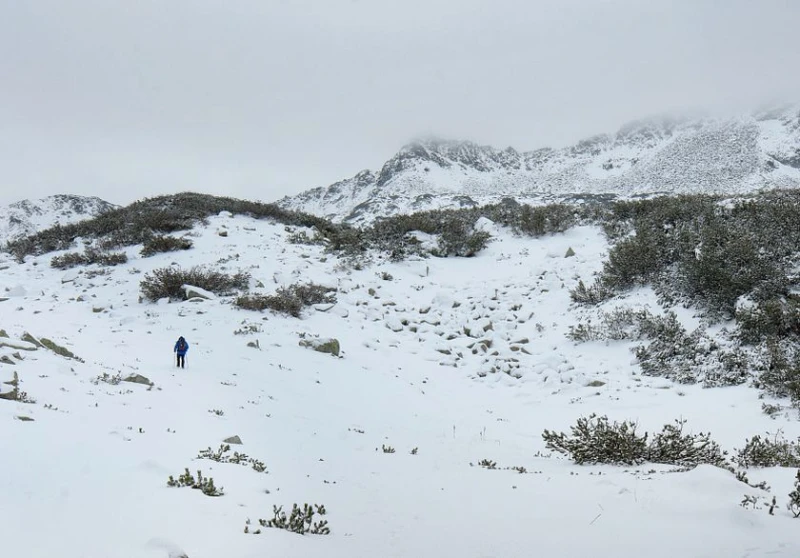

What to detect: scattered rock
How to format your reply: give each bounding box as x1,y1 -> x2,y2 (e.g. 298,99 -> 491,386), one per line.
0,338 -> 38,351
299,337 -> 340,357
586,380 -> 606,387
385,317 -> 404,332
92,307 -> 105,313
247,340 -> 260,349
218,230 -> 228,237
21,333 -> 44,348
61,270 -> 80,284
3,372 -> 18,387
565,247 -> 576,258
39,337 -> 80,360
123,373 -> 154,386
0,330 -> 7,338
223,435 -> 243,445
15,415 -> 34,422
0,355 -> 16,366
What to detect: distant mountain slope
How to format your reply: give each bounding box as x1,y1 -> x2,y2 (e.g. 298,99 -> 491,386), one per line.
0,194 -> 117,242
279,105 -> 800,224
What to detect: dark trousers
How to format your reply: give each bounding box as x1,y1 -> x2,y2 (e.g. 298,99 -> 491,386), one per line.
176,354 -> 185,368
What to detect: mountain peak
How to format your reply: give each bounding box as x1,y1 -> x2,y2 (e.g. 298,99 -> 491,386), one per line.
1,194 -> 117,243
280,105 -> 800,225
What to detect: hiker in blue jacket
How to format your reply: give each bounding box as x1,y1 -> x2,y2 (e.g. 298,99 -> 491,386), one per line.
174,336 -> 189,368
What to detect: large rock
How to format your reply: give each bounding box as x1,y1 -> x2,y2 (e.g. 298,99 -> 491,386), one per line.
299,337 -> 340,357
0,338 -> 39,351
223,435 -> 243,445
182,285 -> 216,300
39,337 -> 80,360
123,373 -> 153,386
21,333 -> 44,348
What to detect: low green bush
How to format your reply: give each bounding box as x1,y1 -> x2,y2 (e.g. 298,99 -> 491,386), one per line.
140,266 -> 250,301
140,235 -> 193,257
235,283 -> 336,317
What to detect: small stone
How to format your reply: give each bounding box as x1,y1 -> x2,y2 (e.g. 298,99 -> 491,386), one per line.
223,435 -> 243,445
565,247 -> 576,258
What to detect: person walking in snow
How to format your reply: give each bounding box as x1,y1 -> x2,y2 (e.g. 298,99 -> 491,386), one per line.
174,336 -> 189,368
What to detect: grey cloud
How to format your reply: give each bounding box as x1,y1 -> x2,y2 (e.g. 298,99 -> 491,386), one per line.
1,0 -> 798,205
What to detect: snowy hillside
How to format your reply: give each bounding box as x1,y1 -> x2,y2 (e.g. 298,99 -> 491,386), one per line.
279,105 -> 800,224
0,194 -> 117,242
1,209 -> 799,558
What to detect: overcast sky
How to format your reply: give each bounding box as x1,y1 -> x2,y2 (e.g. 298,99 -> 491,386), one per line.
1,0 -> 798,207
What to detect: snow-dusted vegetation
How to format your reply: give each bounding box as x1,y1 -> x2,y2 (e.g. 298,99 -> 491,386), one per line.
2,192 -> 800,557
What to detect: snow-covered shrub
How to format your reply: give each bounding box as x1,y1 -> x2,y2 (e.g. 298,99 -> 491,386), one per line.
569,307 -> 748,386
788,470 -> 800,518
436,219 -> 491,257
258,504 -> 330,535
518,204 -> 576,236
543,414 -> 729,468
197,444 -> 267,473
734,432 -> 800,468
542,414 -> 649,465
647,419 -> 728,468
235,283 -> 336,317
5,192 -> 343,259
569,278 -> 614,305
140,266 -> 250,301
736,297 -> 800,345
140,235 -> 193,257
679,221 -> 786,316
166,468 -> 224,497
755,339 -> 800,403
51,249 -> 127,269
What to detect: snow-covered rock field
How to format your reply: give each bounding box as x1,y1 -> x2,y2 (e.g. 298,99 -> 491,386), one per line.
1,212 -> 798,557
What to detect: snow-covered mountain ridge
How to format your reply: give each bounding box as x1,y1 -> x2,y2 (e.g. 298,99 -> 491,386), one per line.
279,105 -> 800,224
0,194 -> 117,242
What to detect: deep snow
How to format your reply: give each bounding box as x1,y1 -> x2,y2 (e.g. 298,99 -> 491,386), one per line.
1,212 -> 799,558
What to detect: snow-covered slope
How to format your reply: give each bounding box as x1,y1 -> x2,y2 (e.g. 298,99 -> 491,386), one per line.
0,194 -> 117,243
280,105 -> 800,224
1,213 -> 798,558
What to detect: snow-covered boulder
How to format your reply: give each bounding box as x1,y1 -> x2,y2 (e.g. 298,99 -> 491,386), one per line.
182,285 -> 216,300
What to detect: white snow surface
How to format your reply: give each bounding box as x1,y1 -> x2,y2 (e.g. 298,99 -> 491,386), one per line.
0,214 -> 798,558
280,105 -> 800,225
